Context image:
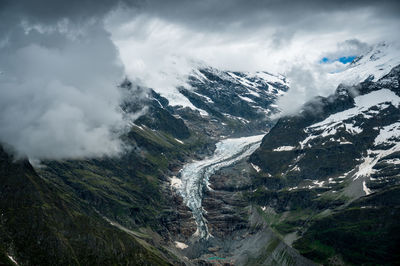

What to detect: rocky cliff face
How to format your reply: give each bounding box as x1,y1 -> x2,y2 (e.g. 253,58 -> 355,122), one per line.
249,65 -> 400,265
152,67 -> 289,138
251,65 -> 400,198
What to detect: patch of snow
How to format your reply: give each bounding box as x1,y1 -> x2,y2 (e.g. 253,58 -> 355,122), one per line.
251,71 -> 285,84
337,170 -> 353,179
239,95 -> 255,103
132,123 -> 144,130
7,254 -> 18,265
273,146 -> 295,151
343,123 -> 363,134
312,89 -> 400,130
291,165 -> 300,172
227,72 -> 258,88
354,142 -> 400,180
247,89 -> 260,97
313,180 -> 324,187
353,152 -> 378,180
170,176 -> 182,189
251,163 -> 261,172
362,181 -> 372,195
174,241 -> 189,249
299,134 -> 318,149
157,89 -> 197,109
152,81 -> 212,116
174,138 -> 184,144
192,68 -> 209,82
223,113 -> 250,123
191,90 -> 214,103
328,178 -> 336,184
383,158 -> 400,165
374,122 -> 400,145
153,98 -> 164,108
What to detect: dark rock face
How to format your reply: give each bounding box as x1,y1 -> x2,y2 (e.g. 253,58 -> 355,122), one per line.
201,162 -> 253,239
121,81 -> 191,139
162,194 -> 197,238
168,67 -> 289,138
185,68 -> 288,129
251,65 -> 400,187
248,65 -> 400,265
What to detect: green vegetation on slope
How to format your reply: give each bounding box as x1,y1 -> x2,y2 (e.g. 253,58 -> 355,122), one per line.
0,146 -> 173,265
294,187 -> 400,265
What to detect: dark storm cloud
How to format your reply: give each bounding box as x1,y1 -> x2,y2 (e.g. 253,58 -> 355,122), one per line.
136,0 -> 400,32
0,0 -> 134,23
4,0 -> 399,29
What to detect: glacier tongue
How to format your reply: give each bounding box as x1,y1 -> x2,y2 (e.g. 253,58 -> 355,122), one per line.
177,135 -> 264,239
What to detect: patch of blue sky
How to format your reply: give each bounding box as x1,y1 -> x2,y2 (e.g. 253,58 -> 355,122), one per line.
320,56 -> 356,64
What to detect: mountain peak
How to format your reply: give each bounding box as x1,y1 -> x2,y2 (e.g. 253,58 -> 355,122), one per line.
330,42 -> 400,85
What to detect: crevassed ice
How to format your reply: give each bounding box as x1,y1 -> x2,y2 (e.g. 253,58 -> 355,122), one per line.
178,135 -> 264,239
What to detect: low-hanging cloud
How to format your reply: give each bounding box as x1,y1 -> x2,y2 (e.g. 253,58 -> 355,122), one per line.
105,0 -> 400,105
0,22 -> 130,159
273,39 -> 374,117
273,65 -> 336,117
0,1 -> 146,160
1,0 -> 400,159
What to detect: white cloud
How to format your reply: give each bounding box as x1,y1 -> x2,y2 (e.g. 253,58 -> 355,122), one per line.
1,0 -> 399,160
0,22 -> 132,160
105,5 -> 400,116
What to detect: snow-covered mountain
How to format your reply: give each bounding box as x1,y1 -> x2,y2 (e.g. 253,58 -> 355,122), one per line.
249,63 -> 400,264
252,65 -> 400,195
152,67 -> 288,111
329,42 -> 400,85
133,66 -> 289,138
145,43 -> 400,137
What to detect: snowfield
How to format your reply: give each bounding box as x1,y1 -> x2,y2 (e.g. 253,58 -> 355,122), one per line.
329,42 -> 400,85
299,89 -> 400,148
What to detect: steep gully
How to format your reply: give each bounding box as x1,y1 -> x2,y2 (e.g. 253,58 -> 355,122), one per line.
176,134 -> 264,239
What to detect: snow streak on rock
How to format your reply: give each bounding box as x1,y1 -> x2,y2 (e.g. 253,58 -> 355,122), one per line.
300,89 -> 400,148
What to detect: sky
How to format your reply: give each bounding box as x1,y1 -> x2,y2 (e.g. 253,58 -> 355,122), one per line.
0,0 -> 399,159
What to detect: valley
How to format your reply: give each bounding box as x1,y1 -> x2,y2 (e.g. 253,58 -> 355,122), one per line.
0,43 -> 399,265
